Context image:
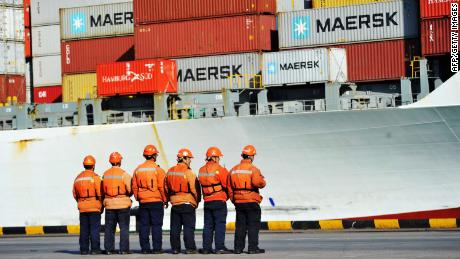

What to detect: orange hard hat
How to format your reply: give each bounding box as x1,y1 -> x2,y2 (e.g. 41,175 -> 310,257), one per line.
242,145 -> 257,156
109,152 -> 123,164
143,144 -> 159,156
83,155 -> 96,166
206,147 -> 223,157
177,148 -> 194,158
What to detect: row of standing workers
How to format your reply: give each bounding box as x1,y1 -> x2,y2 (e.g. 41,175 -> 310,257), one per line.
72,144 -> 267,255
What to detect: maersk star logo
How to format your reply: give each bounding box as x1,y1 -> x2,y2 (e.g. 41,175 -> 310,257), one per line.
292,16 -> 310,40
70,13 -> 86,34
267,62 -> 277,74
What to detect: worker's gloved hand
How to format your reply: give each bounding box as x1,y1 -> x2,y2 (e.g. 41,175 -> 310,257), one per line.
163,202 -> 169,209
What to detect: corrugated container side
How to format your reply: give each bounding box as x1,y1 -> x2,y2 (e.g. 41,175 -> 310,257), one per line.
31,25 -> 61,57
420,0 -> 458,19
276,0 -> 312,12
331,39 -> 419,82
62,73 -> 97,102
61,36 -> 134,74
33,85 -> 62,103
31,0 -> 132,26
175,53 -> 262,93
24,0 -> 30,27
60,2 -> 133,40
32,55 -> 62,86
25,28 -> 31,58
0,7 -> 25,41
421,18 -> 451,56
135,15 -> 276,59
278,0 -> 418,48
135,0 -> 276,24
0,75 -> 26,103
312,0 -> 389,8
0,42 -> 25,74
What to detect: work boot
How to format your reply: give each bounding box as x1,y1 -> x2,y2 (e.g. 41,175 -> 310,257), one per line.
234,249 -> 243,254
90,250 -> 102,255
248,248 -> 265,254
141,250 -> 151,254
185,249 -> 198,254
199,248 -> 212,254
119,251 -> 132,255
152,250 -> 164,254
171,250 -> 180,254
104,250 -> 115,255
80,251 -> 89,255
215,248 -> 233,254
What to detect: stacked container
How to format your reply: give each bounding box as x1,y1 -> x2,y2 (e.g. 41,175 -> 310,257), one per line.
59,1 -> 134,102
0,0 -> 26,104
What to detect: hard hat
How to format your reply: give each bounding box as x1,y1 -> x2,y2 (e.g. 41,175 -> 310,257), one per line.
177,148 -> 194,158
242,145 -> 257,156
143,144 -> 159,156
109,152 -> 123,164
83,155 -> 96,166
206,147 -> 223,157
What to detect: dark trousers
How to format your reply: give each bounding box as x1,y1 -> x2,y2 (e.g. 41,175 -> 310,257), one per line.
203,201 -> 228,251
170,204 -> 196,251
234,202 -> 261,251
79,212 -> 101,253
138,202 -> 164,252
104,208 -> 130,252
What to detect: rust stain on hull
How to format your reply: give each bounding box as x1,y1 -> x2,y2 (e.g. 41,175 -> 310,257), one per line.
14,139 -> 43,153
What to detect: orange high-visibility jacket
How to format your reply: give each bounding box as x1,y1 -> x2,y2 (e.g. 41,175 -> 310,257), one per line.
228,159 -> 266,204
198,161 -> 230,202
166,163 -> 201,207
73,170 -> 103,213
102,166 -> 132,210
132,160 -> 167,204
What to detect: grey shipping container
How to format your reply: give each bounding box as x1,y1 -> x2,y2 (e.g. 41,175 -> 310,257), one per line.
31,0 -> 131,27
276,0 -> 311,12
278,0 -> 418,49
262,48 -> 347,86
32,55 -> 62,87
32,24 -> 61,57
0,7 -> 24,41
60,2 -> 133,40
0,42 -> 25,74
175,53 -> 262,93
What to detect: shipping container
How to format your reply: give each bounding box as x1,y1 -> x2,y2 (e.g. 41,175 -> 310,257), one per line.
175,53 -> 262,93
276,0 -> 312,12
135,0 -> 276,24
32,55 -> 62,86
312,0 -> 389,8
25,61 -> 30,86
31,25 -> 61,57
60,2 -> 133,40
62,73 -> 97,102
24,27 -> 30,58
135,15 -> 276,59
332,39 -> 418,82
61,36 -> 134,74
97,60 -> 177,96
262,48 -> 347,86
0,42 -> 25,74
0,75 -> 26,103
421,18 -> 451,56
33,85 -> 62,103
278,0 -> 418,48
420,0 -> 459,19
1,0 -> 23,7
0,7 -> 24,41
24,0 -> 30,27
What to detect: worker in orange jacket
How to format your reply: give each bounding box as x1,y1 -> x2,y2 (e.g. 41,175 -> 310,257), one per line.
166,148 -> 201,254
198,147 -> 232,254
72,155 -> 103,255
228,145 -> 266,254
132,145 -> 167,254
102,152 -> 132,255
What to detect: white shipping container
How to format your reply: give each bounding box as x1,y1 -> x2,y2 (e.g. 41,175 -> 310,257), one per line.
262,48 -> 347,86
31,25 -> 61,57
277,0 -> 311,12
0,7 -> 24,41
32,55 -> 62,87
0,41 -> 25,74
60,2 -> 133,40
25,61 -> 31,86
31,0 -> 132,27
278,0 -> 418,48
175,53 -> 262,93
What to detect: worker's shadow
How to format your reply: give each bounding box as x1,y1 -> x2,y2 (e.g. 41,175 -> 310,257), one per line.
54,250 -> 81,255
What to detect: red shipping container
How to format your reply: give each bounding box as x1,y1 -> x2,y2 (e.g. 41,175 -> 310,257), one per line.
134,0 -> 276,24
332,40 -> 419,82
135,15 -> 276,59
61,36 -> 134,74
24,0 -> 31,27
97,60 -> 177,96
33,86 -> 62,103
25,28 -> 31,58
421,18 -> 451,56
420,0 -> 459,19
0,75 -> 26,103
